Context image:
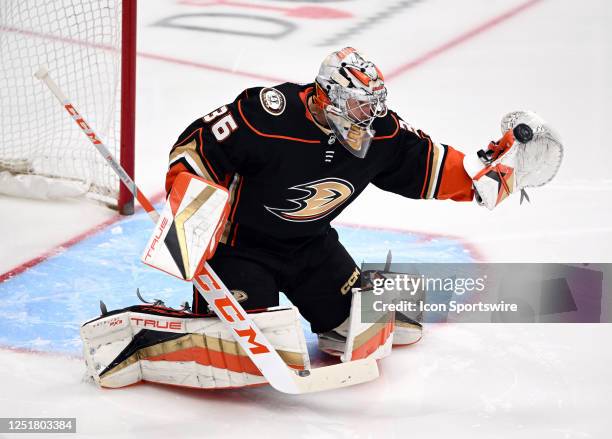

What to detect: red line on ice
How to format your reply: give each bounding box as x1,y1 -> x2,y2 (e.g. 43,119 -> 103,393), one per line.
0,26 -> 285,84
137,51 -> 287,83
385,0 -> 544,80
0,215 -> 123,283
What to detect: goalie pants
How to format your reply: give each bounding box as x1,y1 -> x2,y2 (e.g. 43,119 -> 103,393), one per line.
192,227 -> 358,333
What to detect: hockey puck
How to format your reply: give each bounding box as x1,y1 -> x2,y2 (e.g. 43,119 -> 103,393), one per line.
513,123 -> 533,143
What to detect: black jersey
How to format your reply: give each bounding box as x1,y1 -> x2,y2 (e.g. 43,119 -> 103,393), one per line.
166,82 -> 473,250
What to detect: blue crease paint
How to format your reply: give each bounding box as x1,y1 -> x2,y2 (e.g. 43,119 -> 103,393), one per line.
0,208 -> 474,354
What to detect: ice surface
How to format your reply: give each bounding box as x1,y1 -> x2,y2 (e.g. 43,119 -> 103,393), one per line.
1,0 -> 611,437
1,324 -> 610,438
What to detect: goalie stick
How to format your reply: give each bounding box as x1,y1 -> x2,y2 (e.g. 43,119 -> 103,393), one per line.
35,67 -> 379,394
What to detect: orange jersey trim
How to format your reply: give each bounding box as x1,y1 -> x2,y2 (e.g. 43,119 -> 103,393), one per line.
373,113 -> 400,140
227,176 -> 244,247
230,223 -> 240,246
195,127 -> 221,183
299,86 -> 316,123
237,99 -> 321,144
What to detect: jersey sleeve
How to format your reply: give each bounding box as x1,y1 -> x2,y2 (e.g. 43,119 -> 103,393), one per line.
372,115 -> 474,202
165,90 -> 254,194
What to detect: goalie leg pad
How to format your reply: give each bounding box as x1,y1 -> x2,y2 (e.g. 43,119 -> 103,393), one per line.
393,313 -> 423,345
341,289 -> 395,362
318,289 -> 395,362
80,305 -> 310,390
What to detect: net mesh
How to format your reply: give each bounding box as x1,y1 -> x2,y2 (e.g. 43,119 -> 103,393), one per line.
0,0 -> 123,205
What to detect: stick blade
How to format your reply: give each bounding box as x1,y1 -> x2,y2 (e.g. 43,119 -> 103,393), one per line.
287,358 -> 379,394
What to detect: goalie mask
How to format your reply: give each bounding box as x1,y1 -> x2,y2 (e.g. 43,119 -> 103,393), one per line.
314,47 -> 387,158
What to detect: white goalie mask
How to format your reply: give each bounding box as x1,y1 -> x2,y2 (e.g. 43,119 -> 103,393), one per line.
314,47 -> 387,158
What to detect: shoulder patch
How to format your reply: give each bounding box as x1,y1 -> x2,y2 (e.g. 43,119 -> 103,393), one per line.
259,87 -> 286,116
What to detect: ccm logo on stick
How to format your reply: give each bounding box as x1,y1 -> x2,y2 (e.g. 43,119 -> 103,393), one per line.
196,270 -> 270,355
196,270 -> 221,292
214,296 -> 245,322
212,296 -> 270,354
64,104 -> 102,144
144,217 -> 169,261
234,327 -> 269,354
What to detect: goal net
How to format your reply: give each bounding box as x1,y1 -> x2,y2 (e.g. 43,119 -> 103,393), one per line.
0,0 -> 135,212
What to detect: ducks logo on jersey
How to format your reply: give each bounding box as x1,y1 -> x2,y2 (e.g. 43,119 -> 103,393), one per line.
265,178 -> 354,222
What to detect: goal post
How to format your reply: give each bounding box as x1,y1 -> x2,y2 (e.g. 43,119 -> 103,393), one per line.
0,0 -> 137,214
120,0 -> 137,215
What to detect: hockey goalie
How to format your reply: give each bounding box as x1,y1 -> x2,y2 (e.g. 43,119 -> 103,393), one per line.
81,47 -> 562,392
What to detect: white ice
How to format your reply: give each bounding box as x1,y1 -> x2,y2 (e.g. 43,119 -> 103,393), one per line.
1,0 -> 611,437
